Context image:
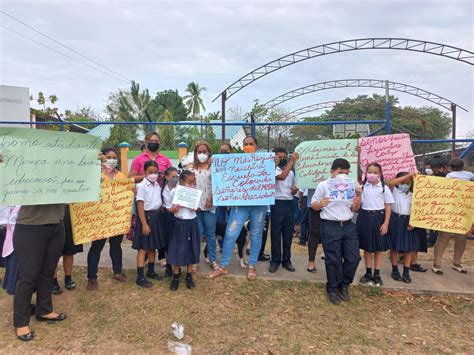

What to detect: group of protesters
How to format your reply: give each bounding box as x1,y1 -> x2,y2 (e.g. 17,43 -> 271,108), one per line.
1,131 -> 472,341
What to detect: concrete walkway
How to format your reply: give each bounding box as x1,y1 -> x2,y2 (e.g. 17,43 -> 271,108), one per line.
73,241 -> 474,296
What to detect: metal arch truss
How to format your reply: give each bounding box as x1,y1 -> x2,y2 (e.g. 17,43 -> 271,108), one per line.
262,79 -> 467,112
213,38 -> 474,102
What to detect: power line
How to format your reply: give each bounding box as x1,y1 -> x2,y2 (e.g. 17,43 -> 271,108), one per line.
0,24 -> 130,84
0,10 -> 131,83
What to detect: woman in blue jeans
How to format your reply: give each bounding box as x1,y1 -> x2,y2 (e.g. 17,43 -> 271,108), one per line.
188,141 -> 218,270
209,136 -> 267,281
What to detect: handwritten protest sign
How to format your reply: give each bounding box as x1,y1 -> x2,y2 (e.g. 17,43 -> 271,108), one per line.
0,127 -> 101,206
294,139 -> 358,188
359,133 -> 416,180
212,153 -> 275,206
172,185 -> 202,210
70,179 -> 134,245
410,175 -> 474,234
327,177 -> 356,201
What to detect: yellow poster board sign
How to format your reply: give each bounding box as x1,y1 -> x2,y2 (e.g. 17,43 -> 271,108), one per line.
410,175 -> 474,234
70,178 -> 134,245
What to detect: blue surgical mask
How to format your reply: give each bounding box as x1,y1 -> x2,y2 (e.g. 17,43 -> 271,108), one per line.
398,184 -> 410,193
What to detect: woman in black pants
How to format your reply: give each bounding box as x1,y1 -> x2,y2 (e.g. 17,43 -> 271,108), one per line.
306,189 -> 322,272
13,204 -> 67,341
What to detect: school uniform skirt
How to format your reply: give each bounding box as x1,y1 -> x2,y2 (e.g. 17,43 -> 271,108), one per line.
159,210 -> 176,250
167,218 -> 200,266
63,205 -> 83,255
132,210 -> 164,251
357,209 -> 390,252
415,228 -> 428,253
388,212 -> 419,252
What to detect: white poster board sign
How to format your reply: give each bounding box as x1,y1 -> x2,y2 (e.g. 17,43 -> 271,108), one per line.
172,185 -> 203,210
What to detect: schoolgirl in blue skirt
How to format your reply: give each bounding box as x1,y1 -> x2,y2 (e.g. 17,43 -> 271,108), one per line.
388,171 -> 426,283
167,170 -> 200,292
133,160 -> 164,288
357,163 -> 394,287
160,167 -> 179,277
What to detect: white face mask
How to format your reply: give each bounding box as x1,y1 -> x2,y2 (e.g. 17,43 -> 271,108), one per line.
425,168 -> 433,175
197,153 -> 209,163
334,173 -> 349,179
105,159 -> 118,169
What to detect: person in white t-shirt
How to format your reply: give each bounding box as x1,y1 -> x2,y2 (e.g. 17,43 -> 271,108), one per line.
446,158 -> 474,181
269,148 -> 299,273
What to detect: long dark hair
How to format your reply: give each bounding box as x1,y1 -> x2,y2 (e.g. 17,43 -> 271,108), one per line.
363,162 -> 385,192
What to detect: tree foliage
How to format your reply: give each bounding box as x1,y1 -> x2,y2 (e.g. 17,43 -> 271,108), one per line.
148,89 -> 187,122
183,82 -> 206,119
159,109 -> 176,150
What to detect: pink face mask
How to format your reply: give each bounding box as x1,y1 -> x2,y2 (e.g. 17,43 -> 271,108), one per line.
366,173 -> 380,184
147,174 -> 159,183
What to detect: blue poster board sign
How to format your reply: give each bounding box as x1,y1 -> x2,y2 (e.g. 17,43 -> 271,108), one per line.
212,153 -> 276,206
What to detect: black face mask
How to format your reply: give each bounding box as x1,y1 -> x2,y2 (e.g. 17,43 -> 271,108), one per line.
278,159 -> 287,168
147,143 -> 160,152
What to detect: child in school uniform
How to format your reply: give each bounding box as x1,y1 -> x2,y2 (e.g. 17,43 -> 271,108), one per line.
133,160 -> 164,288
357,162 -> 394,287
388,171 -> 420,283
311,158 -> 362,305
161,167 -> 179,278
167,170 -> 200,291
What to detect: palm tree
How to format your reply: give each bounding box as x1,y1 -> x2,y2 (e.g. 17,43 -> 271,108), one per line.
183,82 -> 206,119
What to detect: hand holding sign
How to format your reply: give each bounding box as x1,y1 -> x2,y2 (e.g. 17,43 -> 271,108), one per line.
172,185 -> 202,210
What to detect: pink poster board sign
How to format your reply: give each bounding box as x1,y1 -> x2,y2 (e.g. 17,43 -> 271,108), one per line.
359,133 -> 417,180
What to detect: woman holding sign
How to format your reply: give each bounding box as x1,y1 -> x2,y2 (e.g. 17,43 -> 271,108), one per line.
188,141 -> 218,270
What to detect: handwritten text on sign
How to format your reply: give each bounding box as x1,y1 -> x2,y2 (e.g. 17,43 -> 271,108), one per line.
172,185 -> 202,210
0,127 -> 101,206
212,153 -> 275,206
359,133 -> 416,180
70,179 -> 135,245
295,139 -> 358,188
409,175 -> 474,234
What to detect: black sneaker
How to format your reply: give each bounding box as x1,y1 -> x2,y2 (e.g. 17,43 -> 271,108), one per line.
268,264 -> 279,273
146,272 -> 163,281
410,264 -> 427,272
391,271 -> 402,281
359,273 -> 372,284
373,275 -> 383,287
52,284 -> 63,295
185,274 -> 195,289
170,276 -> 180,291
282,263 -> 296,272
258,254 -> 270,262
327,292 -> 341,305
65,279 -> 76,290
338,286 -> 350,302
136,278 -> 153,288
402,274 -> 412,283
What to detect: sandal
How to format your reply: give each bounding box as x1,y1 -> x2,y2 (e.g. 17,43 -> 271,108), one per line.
247,266 -> 257,281
432,266 -> 443,275
208,266 -> 228,279
452,264 -> 467,274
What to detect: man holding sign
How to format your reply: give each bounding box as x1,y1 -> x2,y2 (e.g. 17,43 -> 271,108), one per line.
209,136 -> 275,281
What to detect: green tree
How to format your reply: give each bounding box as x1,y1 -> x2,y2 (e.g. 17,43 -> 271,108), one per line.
183,82 -> 206,119
37,92 -> 46,110
64,106 -> 100,129
148,89 -> 188,122
159,109 -> 176,150
104,121 -> 137,150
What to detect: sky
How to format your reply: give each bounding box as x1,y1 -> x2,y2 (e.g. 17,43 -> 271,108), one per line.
1,0 -> 473,135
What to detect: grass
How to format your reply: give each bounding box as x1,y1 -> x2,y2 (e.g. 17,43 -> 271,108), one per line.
127,150 -> 179,159
0,266 -> 473,353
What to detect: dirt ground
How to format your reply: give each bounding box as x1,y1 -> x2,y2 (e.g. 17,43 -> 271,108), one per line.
1,266 -> 473,354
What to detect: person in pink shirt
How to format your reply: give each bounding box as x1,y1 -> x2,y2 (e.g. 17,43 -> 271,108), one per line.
129,132 -> 173,183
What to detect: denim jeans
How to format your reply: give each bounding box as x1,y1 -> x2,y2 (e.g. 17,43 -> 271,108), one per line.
197,210 -> 217,263
221,206 -> 267,268
320,220 -> 360,293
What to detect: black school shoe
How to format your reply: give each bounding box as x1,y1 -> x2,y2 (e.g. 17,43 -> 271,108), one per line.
185,274 -> 195,289
338,286 -> 350,302
146,271 -> 163,281
410,264 -> 427,272
373,275 -> 383,287
52,284 -> 63,295
327,292 -> 341,305
282,263 -> 296,272
136,278 -> 153,288
170,275 -> 180,291
258,254 -> 270,262
65,279 -> 76,290
391,271 -> 403,282
359,273 -> 372,284
402,274 -> 412,283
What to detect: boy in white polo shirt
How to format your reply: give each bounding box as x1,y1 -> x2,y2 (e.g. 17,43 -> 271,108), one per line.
311,158 -> 361,305
269,148 -> 299,273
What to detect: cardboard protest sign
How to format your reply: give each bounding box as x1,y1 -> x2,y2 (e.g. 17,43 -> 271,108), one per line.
410,175 -> 474,234
359,133 -> 416,180
172,185 -> 202,210
294,139 -> 358,188
212,153 -> 275,206
70,179 -> 134,245
0,127 -> 101,205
